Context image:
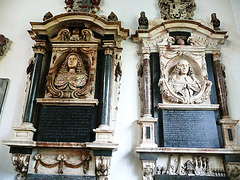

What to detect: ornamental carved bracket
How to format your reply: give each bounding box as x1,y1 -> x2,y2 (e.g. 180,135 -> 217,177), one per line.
12,154 -> 30,180
142,160 -> 156,180
96,156 -> 111,180
158,0 -> 196,20
158,50 -> 212,104
34,153 -> 92,175
225,163 -> 240,180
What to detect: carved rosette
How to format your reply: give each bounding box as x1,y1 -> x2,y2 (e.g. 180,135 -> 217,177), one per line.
158,50 -> 212,104
46,28 -> 100,99
158,0 -> 197,20
12,154 -> 30,180
96,156 -> 111,180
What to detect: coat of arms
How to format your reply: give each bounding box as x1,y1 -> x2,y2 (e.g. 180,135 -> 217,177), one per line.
158,0 -> 196,20
65,0 -> 101,14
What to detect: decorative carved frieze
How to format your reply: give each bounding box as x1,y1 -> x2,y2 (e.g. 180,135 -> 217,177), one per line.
51,28 -> 101,43
96,156 -> 111,180
12,154 -> 30,180
158,49 -> 212,104
34,153 -> 92,175
142,160 -> 156,180
158,0 -> 197,20
225,163 -> 240,180
157,155 -> 226,177
64,0 -> 101,14
0,34 -> 9,57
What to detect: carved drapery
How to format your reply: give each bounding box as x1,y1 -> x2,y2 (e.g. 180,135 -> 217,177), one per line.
34,153 -> 92,175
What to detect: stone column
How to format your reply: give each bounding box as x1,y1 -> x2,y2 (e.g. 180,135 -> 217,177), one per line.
94,41 -> 115,144
138,53 -> 158,148
23,43 -> 46,123
213,52 -> 239,148
142,53 -> 152,117
212,52 -> 229,117
101,47 -> 113,125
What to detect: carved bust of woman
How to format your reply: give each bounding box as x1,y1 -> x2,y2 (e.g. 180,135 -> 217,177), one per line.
168,60 -> 201,103
54,53 -> 88,90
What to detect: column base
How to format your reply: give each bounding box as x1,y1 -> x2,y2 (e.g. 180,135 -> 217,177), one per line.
93,124 -> 114,143
138,116 -> 158,148
3,122 -> 36,147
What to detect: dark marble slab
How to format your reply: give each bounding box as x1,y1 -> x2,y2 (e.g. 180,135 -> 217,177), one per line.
37,105 -> 94,142
154,175 -> 229,180
27,174 -> 96,180
0,78 -> 9,115
162,110 -> 220,148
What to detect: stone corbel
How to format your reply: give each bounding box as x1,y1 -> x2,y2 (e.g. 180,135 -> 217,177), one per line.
141,160 -> 156,180
225,163 -> 240,180
12,153 -> 30,180
96,156 -> 111,180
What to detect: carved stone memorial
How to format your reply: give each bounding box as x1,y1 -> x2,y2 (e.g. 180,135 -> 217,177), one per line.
0,78 -> 9,116
132,1 -> 240,180
4,2 -> 129,179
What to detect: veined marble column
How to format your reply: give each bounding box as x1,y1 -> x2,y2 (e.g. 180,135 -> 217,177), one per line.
213,52 -> 239,148
142,53 -> 152,117
212,52 -> 229,117
101,48 -> 113,125
23,44 -> 46,123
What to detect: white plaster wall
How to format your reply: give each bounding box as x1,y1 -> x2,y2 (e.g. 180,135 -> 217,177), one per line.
0,0 -> 240,179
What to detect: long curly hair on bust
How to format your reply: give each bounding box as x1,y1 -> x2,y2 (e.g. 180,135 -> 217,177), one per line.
169,60 -> 194,79
58,52 -> 88,75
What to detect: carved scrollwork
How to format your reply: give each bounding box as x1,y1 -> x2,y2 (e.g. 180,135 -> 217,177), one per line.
96,156 -> 111,180
34,153 -> 92,174
51,28 -> 101,43
225,163 -> 240,180
12,154 -> 30,180
142,160 -> 156,180
46,50 -> 98,99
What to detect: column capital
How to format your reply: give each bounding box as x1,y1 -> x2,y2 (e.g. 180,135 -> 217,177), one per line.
103,40 -> 115,55
142,53 -> 150,60
213,52 -> 221,61
33,41 -> 47,55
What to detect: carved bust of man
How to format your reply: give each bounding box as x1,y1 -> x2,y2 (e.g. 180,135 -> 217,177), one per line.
168,60 -> 201,103
54,53 -> 88,90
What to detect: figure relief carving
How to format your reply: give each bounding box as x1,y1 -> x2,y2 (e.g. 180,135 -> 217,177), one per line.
96,156 -> 111,180
142,160 -> 156,180
158,0 -> 196,20
46,51 -> 94,99
159,56 -> 212,104
157,155 -> 225,177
